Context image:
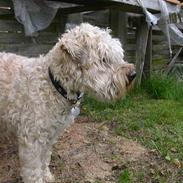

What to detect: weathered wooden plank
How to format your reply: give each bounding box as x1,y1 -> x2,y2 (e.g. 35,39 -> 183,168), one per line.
127,35 -> 167,44
60,4 -> 108,14
153,50 -> 170,59
0,32 -> 58,44
0,9 -> 13,15
125,56 -> 136,63
135,17 -> 150,86
165,47 -> 182,73
125,50 -> 135,55
113,0 -> 160,12
152,30 -> 163,36
127,27 -> 166,38
143,27 -> 152,79
111,0 -> 159,13
0,20 -> 23,32
0,0 -> 13,15
127,39 -> 136,44
0,14 -> 17,20
43,22 -> 61,33
0,44 -> 53,57
0,33 -> 31,43
0,19 -> 60,33
52,0 -> 175,13
29,33 -> 59,44
0,0 -> 13,7
110,9 -> 127,45
152,36 -> 167,43
125,44 -> 168,53
124,44 -> 136,51
153,44 -> 169,52
83,10 -> 109,27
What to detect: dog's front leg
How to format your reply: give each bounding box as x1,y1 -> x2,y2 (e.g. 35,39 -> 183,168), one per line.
42,148 -> 55,182
19,140 -> 45,183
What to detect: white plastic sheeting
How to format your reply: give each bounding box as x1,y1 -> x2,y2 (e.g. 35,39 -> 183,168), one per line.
136,0 -> 158,26
12,0 -> 61,36
137,0 -> 183,57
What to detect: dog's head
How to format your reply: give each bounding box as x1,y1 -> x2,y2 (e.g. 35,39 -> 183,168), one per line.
55,23 -> 136,101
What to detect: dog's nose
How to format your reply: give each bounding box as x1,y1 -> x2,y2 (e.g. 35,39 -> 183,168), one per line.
127,70 -> 136,82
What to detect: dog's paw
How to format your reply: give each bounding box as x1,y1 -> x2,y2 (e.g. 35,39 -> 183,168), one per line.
44,168 -> 55,182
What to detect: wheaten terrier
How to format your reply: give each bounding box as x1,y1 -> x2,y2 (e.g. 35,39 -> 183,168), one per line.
0,23 -> 136,183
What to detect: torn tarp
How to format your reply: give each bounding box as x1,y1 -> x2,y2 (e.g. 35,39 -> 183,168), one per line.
12,0 -> 82,36
12,0 -> 61,36
11,0 -> 64,36
137,0 -> 183,57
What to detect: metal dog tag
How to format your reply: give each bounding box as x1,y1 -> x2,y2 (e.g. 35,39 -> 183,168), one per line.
71,106 -> 80,117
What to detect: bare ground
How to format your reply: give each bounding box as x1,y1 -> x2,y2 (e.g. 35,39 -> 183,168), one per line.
0,117 -> 181,183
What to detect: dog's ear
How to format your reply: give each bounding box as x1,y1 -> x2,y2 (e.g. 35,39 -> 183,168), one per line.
60,44 -> 70,56
60,42 -> 77,59
60,42 -> 86,65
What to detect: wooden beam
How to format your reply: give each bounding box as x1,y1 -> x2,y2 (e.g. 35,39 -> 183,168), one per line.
143,26 -> 152,79
110,9 -> 127,46
0,0 -> 13,7
48,0 -> 113,5
60,4 -> 107,14
0,43 -> 52,56
165,47 -> 182,73
111,0 -> 160,13
49,0 -> 176,13
0,19 -> 23,32
135,17 -> 150,86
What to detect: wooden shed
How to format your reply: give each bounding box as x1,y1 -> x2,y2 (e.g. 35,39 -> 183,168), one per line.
0,0 -> 182,83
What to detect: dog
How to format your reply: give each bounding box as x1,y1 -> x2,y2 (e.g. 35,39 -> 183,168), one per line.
0,23 -> 136,183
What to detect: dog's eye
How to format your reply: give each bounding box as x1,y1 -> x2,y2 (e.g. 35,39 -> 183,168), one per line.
102,58 -> 106,63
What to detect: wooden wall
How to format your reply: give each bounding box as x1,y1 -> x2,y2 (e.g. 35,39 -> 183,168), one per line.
0,0 -> 176,70
0,0 -> 65,57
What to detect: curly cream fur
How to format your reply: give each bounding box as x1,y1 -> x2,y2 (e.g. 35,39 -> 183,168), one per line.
0,23 -> 135,183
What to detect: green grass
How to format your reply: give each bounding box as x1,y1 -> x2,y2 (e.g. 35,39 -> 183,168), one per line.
142,73 -> 183,101
83,93 -> 183,160
81,74 -> 183,181
119,169 -> 132,183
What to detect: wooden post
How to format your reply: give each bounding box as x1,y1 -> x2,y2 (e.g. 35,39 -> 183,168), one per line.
143,26 -> 152,79
135,17 -> 150,86
110,9 -> 127,47
165,47 -> 182,74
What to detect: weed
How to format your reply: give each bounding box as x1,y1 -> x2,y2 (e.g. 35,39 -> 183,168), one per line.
119,169 -> 132,183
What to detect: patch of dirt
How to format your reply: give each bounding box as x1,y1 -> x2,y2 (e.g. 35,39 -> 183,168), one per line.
52,117 -> 147,183
0,143 -> 21,183
0,117 -> 182,183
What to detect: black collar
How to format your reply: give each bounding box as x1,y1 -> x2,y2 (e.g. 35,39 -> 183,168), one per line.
48,67 -> 83,104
